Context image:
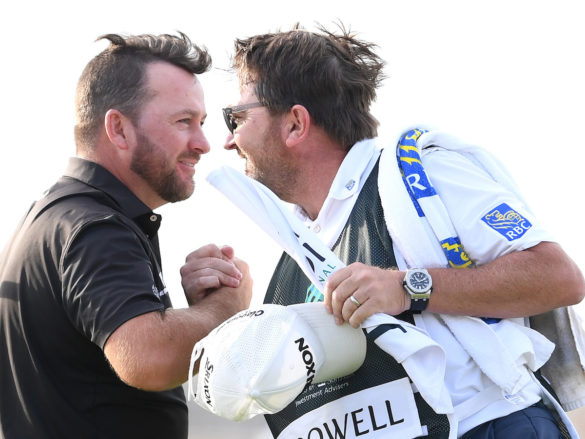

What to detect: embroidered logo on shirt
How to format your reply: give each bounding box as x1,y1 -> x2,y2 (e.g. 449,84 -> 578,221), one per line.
482,203 -> 532,241
151,271 -> 169,299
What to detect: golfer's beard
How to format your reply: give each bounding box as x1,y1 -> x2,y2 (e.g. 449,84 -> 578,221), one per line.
130,134 -> 195,203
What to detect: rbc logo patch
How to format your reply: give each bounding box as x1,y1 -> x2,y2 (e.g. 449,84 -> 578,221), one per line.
482,203 -> 532,241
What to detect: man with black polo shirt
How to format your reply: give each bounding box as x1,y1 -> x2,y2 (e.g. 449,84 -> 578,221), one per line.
0,33 -> 251,439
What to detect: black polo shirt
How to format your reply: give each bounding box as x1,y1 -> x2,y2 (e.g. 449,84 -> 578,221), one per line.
0,158 -> 187,439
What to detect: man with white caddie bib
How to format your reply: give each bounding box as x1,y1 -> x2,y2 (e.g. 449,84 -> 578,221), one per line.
197,23 -> 585,439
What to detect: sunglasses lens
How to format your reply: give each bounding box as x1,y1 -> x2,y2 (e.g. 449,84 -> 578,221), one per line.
223,102 -> 264,134
222,109 -> 234,133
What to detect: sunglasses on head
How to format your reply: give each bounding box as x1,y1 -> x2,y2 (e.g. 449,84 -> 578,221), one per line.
222,102 -> 266,134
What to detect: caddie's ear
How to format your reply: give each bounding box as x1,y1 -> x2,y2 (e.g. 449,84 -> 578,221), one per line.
284,104 -> 311,148
104,109 -> 135,151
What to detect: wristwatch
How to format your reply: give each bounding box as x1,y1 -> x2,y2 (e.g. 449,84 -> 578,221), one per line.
403,268 -> 433,311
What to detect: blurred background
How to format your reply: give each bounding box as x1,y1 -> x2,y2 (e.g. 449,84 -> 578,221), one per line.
1,0 -> 583,436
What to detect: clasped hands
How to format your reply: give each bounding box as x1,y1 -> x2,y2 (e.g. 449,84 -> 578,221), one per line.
180,244 -> 251,307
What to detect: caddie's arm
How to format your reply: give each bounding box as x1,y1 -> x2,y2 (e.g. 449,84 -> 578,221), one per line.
325,241 -> 584,328
426,241 -> 584,316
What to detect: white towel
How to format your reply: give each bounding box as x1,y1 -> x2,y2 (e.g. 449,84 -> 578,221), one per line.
362,313 -> 453,414
206,167 -> 345,291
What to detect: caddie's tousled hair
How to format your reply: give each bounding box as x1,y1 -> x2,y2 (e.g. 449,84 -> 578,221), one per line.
231,23 -> 385,150
74,32 -> 211,153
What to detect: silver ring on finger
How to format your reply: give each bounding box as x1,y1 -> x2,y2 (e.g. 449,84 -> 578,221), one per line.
349,294 -> 361,308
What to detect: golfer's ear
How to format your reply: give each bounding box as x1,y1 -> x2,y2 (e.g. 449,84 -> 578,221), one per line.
104,109 -> 135,151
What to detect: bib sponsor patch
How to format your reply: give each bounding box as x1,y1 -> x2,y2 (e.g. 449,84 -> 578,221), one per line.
278,378 -> 423,439
482,203 -> 532,241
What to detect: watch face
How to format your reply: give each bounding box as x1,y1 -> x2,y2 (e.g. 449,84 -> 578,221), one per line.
408,270 -> 431,292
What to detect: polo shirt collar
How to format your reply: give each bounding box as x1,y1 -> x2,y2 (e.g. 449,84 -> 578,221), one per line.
293,138 -> 380,223
64,157 -> 160,234
329,138 -> 380,201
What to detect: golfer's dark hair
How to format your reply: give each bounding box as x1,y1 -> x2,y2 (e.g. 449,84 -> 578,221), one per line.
74,32 -> 211,152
